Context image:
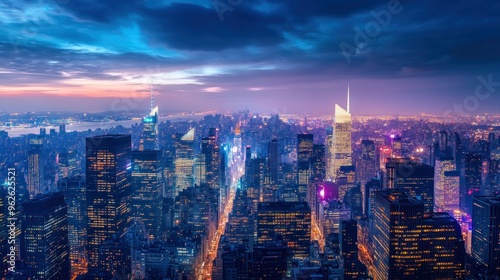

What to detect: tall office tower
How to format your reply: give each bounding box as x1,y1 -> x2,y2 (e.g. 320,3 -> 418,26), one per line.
194,154 -> 207,185
139,106 -> 159,151
318,200 -> 350,244
357,140 -> 377,187
247,158 -> 266,213
130,150 -> 163,239
59,176 -> 87,276
268,139 -> 279,184
297,134 -> 314,201
472,196 -> 500,276
249,241 -> 288,280
439,130 -> 450,156
86,135 -> 132,270
22,193 -> 70,279
479,140 -> 491,160
217,243 -> 249,280
341,219 -> 360,280
434,157 -> 456,212
58,150 -> 78,179
441,170 -> 460,213
202,128 -> 224,212
420,213 -> 466,279
329,89 -> 352,180
311,144 -> 326,183
256,202 -> 311,260
202,128 -> 221,190
174,128 -> 195,197
452,132 -> 463,171
347,184 -> 363,220
464,153 -> 482,211
27,136 -> 44,198
226,189 -> 254,244
244,145 -> 252,190
373,190 -> 465,279
385,159 -> 435,214
364,178 -> 382,220
337,165 -> 356,202
373,190 -> 423,280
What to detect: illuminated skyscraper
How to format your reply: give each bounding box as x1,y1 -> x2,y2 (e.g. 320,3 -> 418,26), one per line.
297,134 -> 314,201
341,219 -> 361,279
194,154 -> 207,185
174,128 -> 195,197
464,153 -> 482,211
386,159 -> 435,214
311,144 -> 326,184
357,140 -> 377,187
202,128 -> 221,190
329,87 -> 352,180
472,196 -> 500,276
59,176 -> 87,276
434,157 -> 456,212
139,88 -> 159,151
131,150 -> 163,239
27,136 -> 44,198
256,202 -> 311,260
22,193 -> 70,279
373,190 -> 465,279
86,135 -> 132,270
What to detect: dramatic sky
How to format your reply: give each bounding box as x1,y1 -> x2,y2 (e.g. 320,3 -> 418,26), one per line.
0,0 -> 499,115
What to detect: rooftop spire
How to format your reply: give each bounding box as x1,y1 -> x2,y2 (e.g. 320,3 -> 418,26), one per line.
150,83 -> 154,111
347,83 -> 350,113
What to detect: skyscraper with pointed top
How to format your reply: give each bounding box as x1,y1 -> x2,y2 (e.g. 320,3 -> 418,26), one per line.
328,86 -> 353,180
139,85 -> 159,151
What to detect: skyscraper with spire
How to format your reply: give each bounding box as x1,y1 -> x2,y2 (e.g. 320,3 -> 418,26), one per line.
139,85 -> 159,151
328,85 -> 353,180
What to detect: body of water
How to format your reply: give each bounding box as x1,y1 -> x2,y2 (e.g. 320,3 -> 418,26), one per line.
1,115 -> 203,138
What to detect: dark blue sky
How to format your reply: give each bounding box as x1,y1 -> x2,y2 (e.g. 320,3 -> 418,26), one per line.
0,0 -> 499,115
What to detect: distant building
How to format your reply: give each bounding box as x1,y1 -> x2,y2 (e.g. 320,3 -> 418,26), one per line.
357,140 -> 377,187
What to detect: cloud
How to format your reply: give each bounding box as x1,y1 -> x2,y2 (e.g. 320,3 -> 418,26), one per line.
202,86 -> 225,93
0,0 -> 499,114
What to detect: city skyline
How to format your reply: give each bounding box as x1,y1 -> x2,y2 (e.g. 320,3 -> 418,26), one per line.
0,1 -> 500,114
